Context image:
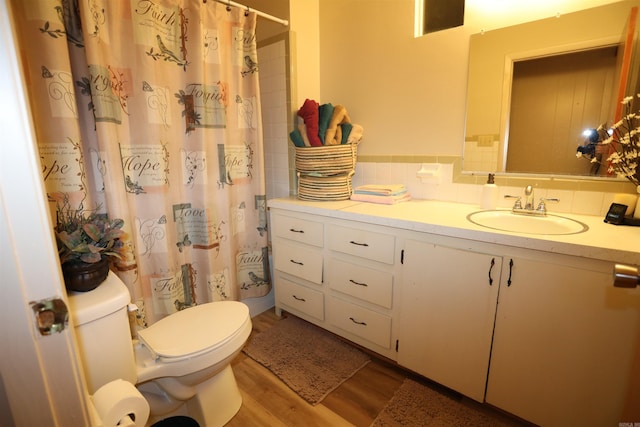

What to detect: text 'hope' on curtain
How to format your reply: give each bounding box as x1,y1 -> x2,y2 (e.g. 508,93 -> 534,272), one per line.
11,0 -> 270,326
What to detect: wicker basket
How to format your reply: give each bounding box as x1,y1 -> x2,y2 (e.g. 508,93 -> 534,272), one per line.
297,171 -> 354,201
294,142 -> 359,201
294,143 -> 358,177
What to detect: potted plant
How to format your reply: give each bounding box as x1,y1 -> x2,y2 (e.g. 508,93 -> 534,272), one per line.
54,196 -> 125,292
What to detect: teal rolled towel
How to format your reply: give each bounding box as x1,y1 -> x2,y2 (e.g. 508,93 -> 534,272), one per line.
289,128 -> 306,147
341,123 -> 353,144
318,103 -> 334,144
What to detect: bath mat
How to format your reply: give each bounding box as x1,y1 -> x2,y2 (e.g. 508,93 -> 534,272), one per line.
241,315 -> 370,405
371,378 -> 512,427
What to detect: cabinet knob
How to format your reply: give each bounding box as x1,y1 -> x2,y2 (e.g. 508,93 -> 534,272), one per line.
613,264 -> 639,288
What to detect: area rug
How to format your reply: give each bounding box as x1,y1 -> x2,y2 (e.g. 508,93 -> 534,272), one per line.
371,378 -> 512,426
241,315 -> 370,405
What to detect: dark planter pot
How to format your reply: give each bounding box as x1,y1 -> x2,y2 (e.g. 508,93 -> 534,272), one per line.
62,257 -> 110,292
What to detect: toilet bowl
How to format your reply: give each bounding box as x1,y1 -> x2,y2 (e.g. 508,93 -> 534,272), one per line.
68,273 -> 252,427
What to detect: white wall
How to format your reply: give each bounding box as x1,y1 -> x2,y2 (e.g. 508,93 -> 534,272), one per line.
318,0 -> 625,158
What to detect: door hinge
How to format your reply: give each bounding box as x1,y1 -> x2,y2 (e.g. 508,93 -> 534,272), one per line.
30,298 -> 68,336
395,339 -> 399,352
400,249 -> 404,264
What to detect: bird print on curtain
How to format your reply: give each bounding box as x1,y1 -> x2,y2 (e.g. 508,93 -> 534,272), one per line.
11,0 -> 270,326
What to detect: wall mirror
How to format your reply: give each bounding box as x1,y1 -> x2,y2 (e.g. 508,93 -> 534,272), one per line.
464,0 -> 639,180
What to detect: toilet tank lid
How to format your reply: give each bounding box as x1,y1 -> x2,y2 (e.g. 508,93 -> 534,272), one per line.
67,272 -> 131,326
137,301 -> 249,360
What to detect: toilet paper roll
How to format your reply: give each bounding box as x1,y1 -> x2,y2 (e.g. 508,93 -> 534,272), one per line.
613,193 -> 638,216
92,379 -> 149,427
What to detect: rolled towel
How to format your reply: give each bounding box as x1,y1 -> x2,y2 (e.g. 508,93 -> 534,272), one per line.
297,122 -> 311,146
296,99 -> 323,146
325,105 -> 351,145
347,124 -> 364,144
318,103 -> 334,144
289,128 -> 306,147
340,123 -> 353,144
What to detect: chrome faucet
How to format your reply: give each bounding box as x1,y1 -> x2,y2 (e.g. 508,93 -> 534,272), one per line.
504,185 -> 559,216
524,185 -> 534,210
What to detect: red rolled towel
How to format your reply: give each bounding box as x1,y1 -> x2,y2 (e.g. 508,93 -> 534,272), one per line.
297,99 -> 323,146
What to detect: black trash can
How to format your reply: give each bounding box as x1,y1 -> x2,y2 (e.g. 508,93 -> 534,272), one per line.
151,416 -> 199,427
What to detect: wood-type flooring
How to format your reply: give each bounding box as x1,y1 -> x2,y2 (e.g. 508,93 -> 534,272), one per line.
226,309 -> 526,427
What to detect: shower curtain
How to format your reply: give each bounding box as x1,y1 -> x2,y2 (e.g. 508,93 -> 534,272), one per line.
11,0 -> 270,325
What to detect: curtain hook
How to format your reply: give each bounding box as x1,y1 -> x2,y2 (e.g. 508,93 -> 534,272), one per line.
226,0 -> 232,12
244,5 -> 250,16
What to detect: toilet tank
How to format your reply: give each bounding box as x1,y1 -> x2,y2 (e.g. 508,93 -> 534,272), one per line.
67,272 -> 137,394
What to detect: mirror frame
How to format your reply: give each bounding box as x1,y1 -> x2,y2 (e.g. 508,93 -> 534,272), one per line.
463,0 -> 639,190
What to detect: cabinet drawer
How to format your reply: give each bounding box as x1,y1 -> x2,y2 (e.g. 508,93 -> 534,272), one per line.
272,214 -> 324,247
327,258 -> 393,308
277,277 -> 324,321
328,225 -> 395,264
273,239 -> 323,284
328,296 -> 392,349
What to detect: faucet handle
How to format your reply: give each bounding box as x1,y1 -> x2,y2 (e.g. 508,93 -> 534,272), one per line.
536,197 -> 559,213
505,195 -> 522,210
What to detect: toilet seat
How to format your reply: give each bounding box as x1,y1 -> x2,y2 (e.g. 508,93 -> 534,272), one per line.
138,301 -> 249,362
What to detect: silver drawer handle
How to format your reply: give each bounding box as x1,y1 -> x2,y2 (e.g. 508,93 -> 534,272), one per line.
349,279 -> 368,287
290,259 -> 304,266
349,317 -> 367,326
349,240 -> 369,247
292,295 -> 306,302
289,228 -> 304,233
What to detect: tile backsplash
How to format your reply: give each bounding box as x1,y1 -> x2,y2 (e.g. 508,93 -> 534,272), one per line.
352,162 -> 631,218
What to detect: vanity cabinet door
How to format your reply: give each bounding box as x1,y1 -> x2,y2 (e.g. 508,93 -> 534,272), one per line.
272,213 -> 323,247
273,239 -> 323,285
271,209 -> 326,321
326,257 -> 393,309
327,224 -> 395,264
277,276 -> 325,321
486,256 -> 640,427
397,239 -> 501,402
327,296 -> 392,349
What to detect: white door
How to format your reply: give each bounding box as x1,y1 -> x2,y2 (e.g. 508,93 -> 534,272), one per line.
0,2 -> 91,425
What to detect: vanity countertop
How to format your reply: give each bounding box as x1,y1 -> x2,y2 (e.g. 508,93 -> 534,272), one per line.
268,197 -> 640,265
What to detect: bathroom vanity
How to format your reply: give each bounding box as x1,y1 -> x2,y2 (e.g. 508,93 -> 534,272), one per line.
268,197 -> 640,427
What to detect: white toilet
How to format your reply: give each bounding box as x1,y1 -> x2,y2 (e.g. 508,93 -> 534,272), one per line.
68,272 -> 252,427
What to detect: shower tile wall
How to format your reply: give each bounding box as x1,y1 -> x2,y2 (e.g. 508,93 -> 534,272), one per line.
258,40 -> 290,200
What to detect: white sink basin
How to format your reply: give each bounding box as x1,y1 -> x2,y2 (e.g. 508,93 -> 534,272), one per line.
467,210 -> 589,235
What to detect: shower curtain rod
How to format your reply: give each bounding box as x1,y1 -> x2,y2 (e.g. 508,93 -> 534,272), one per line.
208,0 -> 289,26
